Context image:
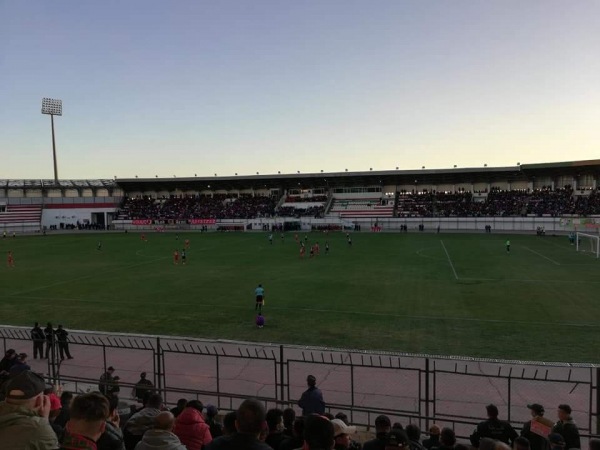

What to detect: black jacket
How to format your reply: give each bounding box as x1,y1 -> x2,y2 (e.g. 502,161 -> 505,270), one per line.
205,433 -> 273,450
470,419 -> 518,447
552,419 -> 580,450
423,436 -> 440,450
97,421 -> 126,450
363,433 -> 388,450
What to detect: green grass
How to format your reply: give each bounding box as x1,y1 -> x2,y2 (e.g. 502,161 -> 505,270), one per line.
1,231 -> 599,363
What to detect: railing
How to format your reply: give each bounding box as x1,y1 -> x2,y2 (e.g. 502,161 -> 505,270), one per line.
1,326 -> 598,442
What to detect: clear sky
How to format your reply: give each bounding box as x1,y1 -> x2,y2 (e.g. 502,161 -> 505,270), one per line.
1,1 -> 599,179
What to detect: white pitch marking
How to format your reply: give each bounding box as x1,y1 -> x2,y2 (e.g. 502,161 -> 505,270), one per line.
524,246 -> 561,266
440,240 -> 459,280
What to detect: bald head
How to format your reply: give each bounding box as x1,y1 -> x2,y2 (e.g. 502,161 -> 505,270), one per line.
154,412 -> 176,431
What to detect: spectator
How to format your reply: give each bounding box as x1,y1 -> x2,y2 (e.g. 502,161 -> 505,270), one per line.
205,398 -> 272,450
280,417 -> 305,450
222,411 -> 237,436
363,414 -> 392,450
552,405 -> 580,450
44,322 -> 55,359
0,349 -> 17,378
61,392 -> 110,450
521,404 -> 551,450
387,428 -> 410,448
124,393 -> 164,450
55,391 -> 74,429
9,352 -> 31,376
548,434 -> 566,450
514,437 -> 531,450
406,424 -> 425,450
99,367 -> 116,396
282,408 -> 296,438
265,408 -> 285,450
334,413 -> 361,450
98,395 -> 126,450
135,411 -> 186,450
303,414 -> 335,450
331,418 -> 357,450
589,439 -> 600,450
0,371 -> 59,449
435,428 -> 456,450
422,425 -> 441,450
170,398 -> 187,418
48,390 -> 64,440
206,404 -> 223,439
470,404 -> 518,447
298,375 -> 325,416
133,372 -> 154,403
173,400 -> 212,450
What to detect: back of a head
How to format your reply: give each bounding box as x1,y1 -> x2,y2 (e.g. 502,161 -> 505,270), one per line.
480,437 -> 497,450
406,424 -> 421,441
237,398 -> 267,434
154,411 -> 176,431
440,427 -> 456,447
307,375 -> 317,387
486,404 -> 499,419
61,391 -> 74,407
146,393 -> 163,409
375,415 -> 392,433
223,411 -> 237,435
70,392 -> 110,423
293,417 -> 305,438
589,439 -> 600,450
304,415 -> 334,450
266,408 -> 284,432
176,398 -> 188,409
429,424 -> 441,436
335,412 -> 349,425
107,395 -> 119,415
514,436 -> 531,450
186,400 -> 204,413
283,407 -> 296,428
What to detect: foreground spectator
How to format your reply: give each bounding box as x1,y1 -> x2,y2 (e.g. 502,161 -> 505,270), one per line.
406,424 -> 425,450
548,433 -> 566,450
0,349 -> 17,379
61,392 -> 110,450
206,404 -> 223,439
55,391 -> 74,428
552,405 -> 580,450
205,398 -> 271,450
363,414 -> 391,450
221,411 -> 237,436
97,395 -> 125,450
304,414 -> 335,450
387,428 -> 410,449
470,404 -> 518,447
298,375 -> 325,416
436,427 -> 457,450
514,436 -> 531,450
265,408 -> 285,450
331,418 -> 357,450
170,398 -> 187,418
279,417 -> 304,450
173,400 -> 212,450
124,393 -> 164,450
589,439 -> 600,450
9,352 -> 31,376
282,408 -> 296,438
422,424 -> 441,450
135,411 -> 186,450
521,404 -> 551,450
0,370 -> 59,449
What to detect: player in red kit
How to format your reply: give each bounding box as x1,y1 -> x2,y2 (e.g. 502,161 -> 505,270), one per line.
7,251 -> 15,268
299,243 -> 305,259
173,250 -> 179,265
141,234 -> 148,242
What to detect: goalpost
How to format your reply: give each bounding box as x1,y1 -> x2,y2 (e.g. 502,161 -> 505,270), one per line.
576,232 -> 600,258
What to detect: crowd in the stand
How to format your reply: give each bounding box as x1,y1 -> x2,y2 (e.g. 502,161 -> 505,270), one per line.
0,363 -> 597,450
397,187 -> 600,218
277,205 -> 325,218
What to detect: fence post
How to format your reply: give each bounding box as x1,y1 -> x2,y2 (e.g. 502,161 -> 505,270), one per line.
350,361 -> 355,424
596,367 -> 600,434
216,353 -> 220,409
156,337 -> 163,397
507,374 -> 512,423
425,358 -> 430,431
279,345 -> 285,405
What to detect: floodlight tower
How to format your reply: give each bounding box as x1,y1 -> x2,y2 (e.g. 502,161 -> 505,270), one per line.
41,98 -> 62,183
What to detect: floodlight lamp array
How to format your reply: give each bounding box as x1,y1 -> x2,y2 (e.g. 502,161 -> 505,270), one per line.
42,98 -> 62,116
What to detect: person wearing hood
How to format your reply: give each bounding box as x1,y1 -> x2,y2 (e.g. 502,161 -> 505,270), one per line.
172,400 -> 212,450
135,412 -> 185,450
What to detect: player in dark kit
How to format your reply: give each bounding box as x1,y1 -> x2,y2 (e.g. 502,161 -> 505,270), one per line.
506,240 -> 510,253
181,249 -> 186,265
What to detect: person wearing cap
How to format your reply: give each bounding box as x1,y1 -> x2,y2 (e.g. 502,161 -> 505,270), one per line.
422,425 -> 441,450
521,404 -> 551,450
205,398 -> 272,450
363,415 -> 392,450
133,372 -> 154,403
0,370 -> 60,449
552,405 -> 580,450
470,404 -> 518,448
99,367 -> 116,396
298,375 -> 326,416
302,414 -> 335,450
334,413 -> 361,450
61,392 -> 110,449
331,418 -> 357,450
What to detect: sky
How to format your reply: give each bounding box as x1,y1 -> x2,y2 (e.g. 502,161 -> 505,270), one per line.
1,1 -> 599,179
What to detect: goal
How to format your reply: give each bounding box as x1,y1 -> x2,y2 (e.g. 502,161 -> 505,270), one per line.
576,232 -> 600,258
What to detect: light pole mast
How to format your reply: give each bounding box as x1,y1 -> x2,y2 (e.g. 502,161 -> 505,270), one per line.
41,98 -> 62,183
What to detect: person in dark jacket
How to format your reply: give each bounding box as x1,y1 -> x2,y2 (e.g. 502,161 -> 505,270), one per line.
206,404 -> 223,439
470,404 -> 518,447
298,375 -> 325,416
44,323 -> 55,359
97,395 -> 126,450
282,408 -> 295,438
521,404 -> 551,450
31,322 -> 45,359
279,417 -> 304,450
9,353 -> 31,376
54,391 -> 73,429
170,399 -> 188,418
99,367 -> 116,396
133,372 -> 154,403
56,325 -> 74,360
363,415 -> 391,450
205,398 -> 272,450
406,424 -> 425,450
434,427 -> 457,450
422,425 -> 441,450
265,408 -> 285,450
303,414 -> 335,450
552,404 -> 580,450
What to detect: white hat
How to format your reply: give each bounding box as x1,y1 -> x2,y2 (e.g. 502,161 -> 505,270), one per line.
331,418 -> 357,437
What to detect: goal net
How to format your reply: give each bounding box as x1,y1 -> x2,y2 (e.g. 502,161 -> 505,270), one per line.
576,232 -> 600,258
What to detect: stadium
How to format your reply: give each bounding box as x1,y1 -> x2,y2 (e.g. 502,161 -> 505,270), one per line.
1,161 -> 599,446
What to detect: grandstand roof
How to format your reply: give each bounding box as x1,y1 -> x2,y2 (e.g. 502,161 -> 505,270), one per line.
0,179 -> 117,189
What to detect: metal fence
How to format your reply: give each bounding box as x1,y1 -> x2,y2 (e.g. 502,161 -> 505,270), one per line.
1,326 -> 597,441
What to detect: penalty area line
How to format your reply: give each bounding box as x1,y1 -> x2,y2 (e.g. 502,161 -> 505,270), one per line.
440,240 -> 459,280
524,246 -> 561,266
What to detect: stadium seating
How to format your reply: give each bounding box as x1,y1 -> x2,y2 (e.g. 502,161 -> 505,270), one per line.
0,204 -> 43,226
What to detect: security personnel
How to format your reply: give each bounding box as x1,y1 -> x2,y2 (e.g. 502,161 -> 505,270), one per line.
56,324 -> 74,360
30,322 -> 45,359
470,404 -> 518,448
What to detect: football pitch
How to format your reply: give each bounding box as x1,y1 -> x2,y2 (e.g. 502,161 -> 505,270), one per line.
1,231 -> 599,363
